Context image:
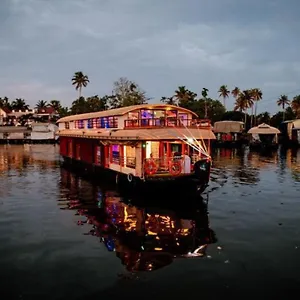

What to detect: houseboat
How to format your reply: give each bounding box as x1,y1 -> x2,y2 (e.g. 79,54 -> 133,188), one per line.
212,120 -> 247,148
248,123 -> 280,150
0,123 -> 58,144
57,104 -> 216,193
279,119 -> 300,147
30,122 -> 59,144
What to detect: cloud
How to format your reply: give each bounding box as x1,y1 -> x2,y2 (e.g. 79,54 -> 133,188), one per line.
0,0 -> 299,113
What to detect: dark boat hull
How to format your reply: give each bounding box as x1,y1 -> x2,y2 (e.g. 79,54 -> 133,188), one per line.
61,156 -> 211,194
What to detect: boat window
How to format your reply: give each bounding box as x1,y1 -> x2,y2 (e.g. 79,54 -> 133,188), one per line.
87,119 -> 93,129
128,112 -> 139,120
152,110 -> 165,126
153,110 -> 165,118
111,144 -> 120,164
178,113 -> 188,126
166,110 -> 177,126
108,116 -> 118,128
65,122 -> 70,129
96,116 -> 118,128
77,120 -> 84,129
141,109 -> 154,119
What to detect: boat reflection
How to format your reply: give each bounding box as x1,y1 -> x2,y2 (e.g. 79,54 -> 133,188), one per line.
59,168 -> 217,272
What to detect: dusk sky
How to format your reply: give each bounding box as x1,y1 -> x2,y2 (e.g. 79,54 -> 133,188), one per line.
1,0 -> 299,113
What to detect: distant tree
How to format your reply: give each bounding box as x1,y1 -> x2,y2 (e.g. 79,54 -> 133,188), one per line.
160,96 -> 176,105
70,97 -> 89,114
0,97 -> 12,110
110,77 -> 148,108
190,98 -> 225,123
231,87 -> 240,99
250,88 -> 263,125
291,95 -> 300,118
256,112 -> 271,124
174,86 -> 197,110
57,106 -> 70,118
48,100 -> 61,111
201,88 -> 209,118
277,95 -> 290,121
222,110 -> 246,122
12,98 -> 29,110
86,95 -> 108,112
72,71 -> 89,98
218,85 -> 230,109
174,86 -> 197,109
234,91 -> 251,125
35,100 -> 48,109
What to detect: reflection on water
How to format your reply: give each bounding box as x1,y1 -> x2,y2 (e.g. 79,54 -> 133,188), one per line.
59,168 -> 217,272
208,147 -> 300,194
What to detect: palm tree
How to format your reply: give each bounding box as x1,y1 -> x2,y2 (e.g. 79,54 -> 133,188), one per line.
160,96 -> 176,105
36,100 -> 48,109
2,97 -> 11,110
174,86 -> 196,108
277,95 -> 290,121
72,71 -> 89,98
48,100 -> 61,111
174,86 -> 190,104
291,95 -> 300,118
234,91 -> 252,125
218,85 -> 230,109
201,88 -> 209,118
250,88 -> 263,125
231,87 -> 240,99
11,98 -> 29,110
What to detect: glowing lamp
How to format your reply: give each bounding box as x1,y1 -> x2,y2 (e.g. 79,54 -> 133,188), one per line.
187,138 -> 193,143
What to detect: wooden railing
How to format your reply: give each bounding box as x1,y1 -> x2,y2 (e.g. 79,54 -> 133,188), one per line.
124,118 -> 211,129
143,155 -> 204,176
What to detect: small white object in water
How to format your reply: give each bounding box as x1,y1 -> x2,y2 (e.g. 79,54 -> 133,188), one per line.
224,260 -> 230,264
217,246 -> 222,250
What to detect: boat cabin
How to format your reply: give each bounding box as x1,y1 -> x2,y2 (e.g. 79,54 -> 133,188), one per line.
57,104 -> 215,188
280,119 -> 300,146
213,121 -> 245,147
248,123 -> 280,149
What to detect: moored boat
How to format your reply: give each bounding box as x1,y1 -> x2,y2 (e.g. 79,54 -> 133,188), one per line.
212,120 -> 247,148
248,123 -> 280,150
279,119 -> 300,148
57,104 -> 216,193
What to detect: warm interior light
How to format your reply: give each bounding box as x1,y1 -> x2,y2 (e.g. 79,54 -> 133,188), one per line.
187,138 -> 193,144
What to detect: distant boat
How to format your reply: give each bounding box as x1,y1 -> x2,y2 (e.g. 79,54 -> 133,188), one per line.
248,123 -> 280,150
279,119 -> 300,147
212,120 -> 247,148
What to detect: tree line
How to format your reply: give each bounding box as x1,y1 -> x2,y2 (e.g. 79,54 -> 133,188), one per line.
0,71 -> 300,129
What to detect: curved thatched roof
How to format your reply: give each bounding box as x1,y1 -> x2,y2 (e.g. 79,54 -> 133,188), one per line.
58,104 -> 198,123
213,120 -> 244,133
248,123 -> 280,134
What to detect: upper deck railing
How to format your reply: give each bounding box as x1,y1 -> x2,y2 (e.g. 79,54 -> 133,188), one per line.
124,118 -> 211,129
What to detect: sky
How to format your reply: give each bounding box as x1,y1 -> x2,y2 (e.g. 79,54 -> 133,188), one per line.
1,0 -> 300,113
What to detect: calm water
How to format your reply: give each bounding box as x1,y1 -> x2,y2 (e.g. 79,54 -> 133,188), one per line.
0,145 -> 300,299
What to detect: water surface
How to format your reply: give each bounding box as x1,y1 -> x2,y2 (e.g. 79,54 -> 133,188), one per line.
0,145 -> 299,299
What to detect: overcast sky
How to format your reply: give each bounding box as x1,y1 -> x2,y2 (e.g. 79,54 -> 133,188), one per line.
1,0 -> 299,113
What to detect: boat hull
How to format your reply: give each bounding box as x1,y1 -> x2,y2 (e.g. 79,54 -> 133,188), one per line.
61,156 -> 211,194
